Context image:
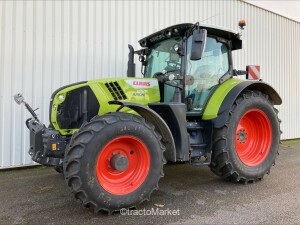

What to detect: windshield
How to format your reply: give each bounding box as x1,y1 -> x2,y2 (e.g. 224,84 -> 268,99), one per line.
145,37 -> 182,78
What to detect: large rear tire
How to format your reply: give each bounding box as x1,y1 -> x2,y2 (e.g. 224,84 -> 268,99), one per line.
210,90 -> 280,183
63,112 -> 165,213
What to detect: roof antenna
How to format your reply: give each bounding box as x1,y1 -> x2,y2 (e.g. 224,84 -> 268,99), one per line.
199,13 -> 220,24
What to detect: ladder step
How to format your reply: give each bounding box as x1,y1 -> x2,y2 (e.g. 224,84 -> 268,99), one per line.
187,126 -> 203,130
191,161 -> 210,166
190,143 -> 207,148
187,122 -> 204,130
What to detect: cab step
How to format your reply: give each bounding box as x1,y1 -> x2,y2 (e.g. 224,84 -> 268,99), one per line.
191,161 -> 210,166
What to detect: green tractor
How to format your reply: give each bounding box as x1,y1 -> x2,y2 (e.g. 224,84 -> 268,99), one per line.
15,21 -> 281,213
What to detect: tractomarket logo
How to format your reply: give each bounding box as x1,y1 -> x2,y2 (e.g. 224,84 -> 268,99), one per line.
120,208 -> 180,216
133,81 -> 151,86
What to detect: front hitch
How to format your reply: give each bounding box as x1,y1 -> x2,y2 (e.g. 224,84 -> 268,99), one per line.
14,93 -> 40,122
14,93 -> 67,167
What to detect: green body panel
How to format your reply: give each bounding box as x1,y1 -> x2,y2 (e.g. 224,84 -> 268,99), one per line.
51,78 -> 160,135
202,78 -> 244,120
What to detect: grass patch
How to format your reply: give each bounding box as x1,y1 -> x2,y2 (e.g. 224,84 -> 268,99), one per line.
281,139 -> 300,146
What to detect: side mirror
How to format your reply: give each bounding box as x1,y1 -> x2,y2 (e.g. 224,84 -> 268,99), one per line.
190,28 -> 207,60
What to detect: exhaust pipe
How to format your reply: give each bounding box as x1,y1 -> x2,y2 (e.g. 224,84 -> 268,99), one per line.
127,44 -> 135,77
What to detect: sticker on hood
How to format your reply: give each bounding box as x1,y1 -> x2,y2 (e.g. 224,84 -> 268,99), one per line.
125,80 -> 158,89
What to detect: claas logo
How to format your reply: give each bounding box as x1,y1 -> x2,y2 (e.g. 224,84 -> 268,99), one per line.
133,81 -> 151,86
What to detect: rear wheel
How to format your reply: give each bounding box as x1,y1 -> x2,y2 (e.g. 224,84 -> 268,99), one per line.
63,112 -> 165,213
210,90 -> 280,183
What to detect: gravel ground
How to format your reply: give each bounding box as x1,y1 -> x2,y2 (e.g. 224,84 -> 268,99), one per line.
0,142 -> 300,225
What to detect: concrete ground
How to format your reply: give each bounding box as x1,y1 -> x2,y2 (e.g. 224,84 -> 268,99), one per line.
1,141 -> 300,225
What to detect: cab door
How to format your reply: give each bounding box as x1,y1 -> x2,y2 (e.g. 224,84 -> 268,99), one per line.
185,36 -> 230,114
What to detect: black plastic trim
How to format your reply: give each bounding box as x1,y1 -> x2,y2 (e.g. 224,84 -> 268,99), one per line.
108,101 -> 177,162
139,23 -> 242,51
49,81 -> 87,125
56,86 -> 100,129
149,103 -> 189,161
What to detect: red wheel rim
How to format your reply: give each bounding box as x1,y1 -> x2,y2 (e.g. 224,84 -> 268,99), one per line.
235,109 -> 272,166
96,136 -> 150,195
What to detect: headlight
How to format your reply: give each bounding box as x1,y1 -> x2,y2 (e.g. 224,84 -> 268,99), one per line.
173,43 -> 181,52
58,94 -> 65,101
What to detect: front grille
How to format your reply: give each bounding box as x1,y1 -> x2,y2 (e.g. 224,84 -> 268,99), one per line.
56,86 -> 100,129
105,81 -> 127,100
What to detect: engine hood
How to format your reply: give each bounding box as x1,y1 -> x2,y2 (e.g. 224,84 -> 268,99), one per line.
50,78 -> 160,135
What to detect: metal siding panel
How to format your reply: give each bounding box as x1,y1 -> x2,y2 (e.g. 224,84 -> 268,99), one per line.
69,0 -> 78,84
108,1 -> 116,77
61,1 -> 70,85
0,1 -> 5,167
53,1 -> 62,90
116,1 -> 125,77
1,0 -> 300,168
31,1 -> 43,165
94,1 -> 102,79
86,1 -> 95,80
23,1 -> 34,165
11,1 -> 22,166
102,1 -> 110,77
78,0 -> 87,81
42,1 -> 53,125
2,1 -> 13,167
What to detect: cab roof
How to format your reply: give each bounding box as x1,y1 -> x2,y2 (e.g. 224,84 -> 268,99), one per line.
138,23 -> 242,50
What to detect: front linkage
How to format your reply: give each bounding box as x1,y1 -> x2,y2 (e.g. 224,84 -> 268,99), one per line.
14,93 -> 67,168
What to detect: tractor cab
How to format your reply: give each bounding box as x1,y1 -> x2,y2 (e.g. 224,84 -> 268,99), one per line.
136,23 -> 242,114
124,23 -> 246,164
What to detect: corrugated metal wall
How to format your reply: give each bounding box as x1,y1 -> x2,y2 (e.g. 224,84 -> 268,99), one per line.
1,0 -> 299,168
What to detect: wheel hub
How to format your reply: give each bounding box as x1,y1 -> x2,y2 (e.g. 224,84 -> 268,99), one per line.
237,129 -> 247,143
235,109 -> 272,167
110,153 -> 129,172
96,136 -> 150,195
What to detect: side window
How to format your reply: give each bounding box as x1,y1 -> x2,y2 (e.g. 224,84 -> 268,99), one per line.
186,36 -> 229,112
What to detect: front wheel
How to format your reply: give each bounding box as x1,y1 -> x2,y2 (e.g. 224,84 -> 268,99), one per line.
210,90 -> 280,183
63,112 -> 165,213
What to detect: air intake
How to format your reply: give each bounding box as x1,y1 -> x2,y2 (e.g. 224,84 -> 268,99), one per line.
105,81 -> 127,100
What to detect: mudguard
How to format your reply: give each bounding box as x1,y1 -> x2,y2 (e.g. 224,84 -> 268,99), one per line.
202,78 -> 282,128
108,101 -> 177,162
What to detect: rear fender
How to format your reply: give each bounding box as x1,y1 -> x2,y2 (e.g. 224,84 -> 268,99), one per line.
212,81 -> 282,128
108,101 -> 176,162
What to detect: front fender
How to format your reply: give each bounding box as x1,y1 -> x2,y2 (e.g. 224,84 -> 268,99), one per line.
108,101 -> 176,162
